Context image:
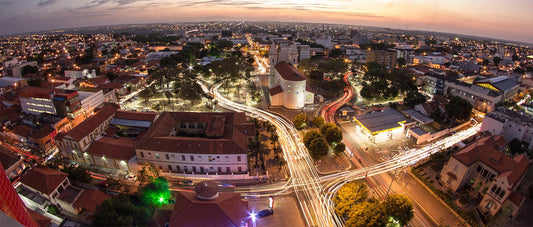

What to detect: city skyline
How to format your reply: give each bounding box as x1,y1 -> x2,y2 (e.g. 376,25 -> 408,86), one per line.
0,0 -> 532,44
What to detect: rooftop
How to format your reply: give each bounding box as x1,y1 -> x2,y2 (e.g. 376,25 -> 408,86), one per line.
354,108 -> 408,135
62,103 -> 119,141
453,136 -> 530,186
275,61 -> 306,81
19,167 -> 68,195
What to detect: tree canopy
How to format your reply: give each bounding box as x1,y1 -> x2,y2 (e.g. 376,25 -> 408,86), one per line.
293,113 -> 309,129
334,181 -> 369,218
445,96 -> 473,122
382,194 -> 414,226
303,130 -> 329,160
92,195 -> 151,227
345,201 -> 388,227
320,123 -> 343,144
312,116 -> 325,128
403,91 -> 427,107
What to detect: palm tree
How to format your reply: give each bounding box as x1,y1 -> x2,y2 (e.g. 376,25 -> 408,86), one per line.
247,135 -> 269,171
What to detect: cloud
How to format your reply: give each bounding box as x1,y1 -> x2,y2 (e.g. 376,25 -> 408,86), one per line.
38,0 -> 58,6
0,1 -> 12,6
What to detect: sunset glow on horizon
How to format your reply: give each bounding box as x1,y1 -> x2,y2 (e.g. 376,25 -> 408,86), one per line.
0,0 -> 531,43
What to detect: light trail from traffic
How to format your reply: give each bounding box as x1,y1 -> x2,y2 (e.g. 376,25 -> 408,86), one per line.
199,77 -> 481,227
201,81 -> 336,226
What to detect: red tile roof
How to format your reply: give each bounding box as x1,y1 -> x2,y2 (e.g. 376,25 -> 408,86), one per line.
275,61 -> 306,81
170,191 -> 250,227
28,209 -> 51,227
73,189 -> 111,213
85,137 -> 137,160
136,112 -> 253,155
96,82 -> 125,90
20,167 -> 68,195
18,87 -> 63,99
63,103 -> 119,141
453,136 -> 530,186
269,85 -> 283,96
114,111 -> 157,122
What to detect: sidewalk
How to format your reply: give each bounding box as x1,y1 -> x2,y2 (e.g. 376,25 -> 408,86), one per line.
315,153 -> 353,175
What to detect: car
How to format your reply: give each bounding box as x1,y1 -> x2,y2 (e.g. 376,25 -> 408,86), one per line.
256,209 -> 274,218
67,162 -> 79,168
125,174 -> 137,181
180,180 -> 193,186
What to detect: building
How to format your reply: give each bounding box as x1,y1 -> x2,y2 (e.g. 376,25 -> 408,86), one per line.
422,74 -> 504,113
268,43 -> 310,74
0,148 -> 25,180
19,87 -> 82,119
64,69 -> 96,79
0,162 -> 39,227
18,167 -> 110,217
0,77 -> 27,96
5,124 -> 57,154
353,108 -> 412,142
77,90 -> 105,117
268,62 -> 314,109
367,49 -> 397,69
344,46 -> 366,61
136,111 -> 254,175
440,136 -> 529,217
5,61 -> 38,78
473,76 -> 519,101
481,107 -> 533,150
396,46 -> 415,65
56,103 -> 119,157
147,51 -> 180,60
169,180 -> 251,227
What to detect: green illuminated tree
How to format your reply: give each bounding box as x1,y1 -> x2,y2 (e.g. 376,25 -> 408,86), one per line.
139,177 -> 172,207
383,194 -> 414,226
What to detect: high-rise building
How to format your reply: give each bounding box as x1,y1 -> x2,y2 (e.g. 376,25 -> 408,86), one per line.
367,49 -> 397,69
0,162 -> 39,227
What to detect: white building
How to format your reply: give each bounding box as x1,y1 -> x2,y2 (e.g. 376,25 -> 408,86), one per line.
268,62 -> 314,109
268,43 -> 310,74
64,69 -> 96,79
481,107 -> 533,150
78,90 -> 105,117
147,51 -> 180,60
136,112 -> 255,175
396,46 -> 415,65
344,46 -> 366,61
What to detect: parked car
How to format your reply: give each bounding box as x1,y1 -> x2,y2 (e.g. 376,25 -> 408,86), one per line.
125,174 -> 137,181
180,180 -> 193,186
256,209 -> 274,218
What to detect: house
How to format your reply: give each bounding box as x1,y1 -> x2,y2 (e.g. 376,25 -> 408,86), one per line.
4,124 -> 57,155
18,87 -> 82,119
481,107 -> 533,150
0,147 -> 25,179
268,62 -> 314,109
440,136 -> 530,217
169,180 -> 251,227
18,167 -> 110,217
136,111 -> 254,175
56,103 -> 119,158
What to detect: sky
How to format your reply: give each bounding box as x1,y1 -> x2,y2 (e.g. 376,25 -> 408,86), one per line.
0,0 -> 532,44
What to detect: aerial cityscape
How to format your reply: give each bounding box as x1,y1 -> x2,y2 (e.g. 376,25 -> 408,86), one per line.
0,2 -> 533,227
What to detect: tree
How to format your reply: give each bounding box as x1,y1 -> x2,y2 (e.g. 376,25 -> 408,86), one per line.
446,96 -> 473,122
139,177 -> 172,207
334,142 -> 346,155
27,78 -> 43,87
397,57 -> 406,67
21,65 -> 38,76
383,194 -> 414,226
345,201 -> 388,227
508,138 -> 525,154
178,80 -> 204,105
137,163 -> 160,186
312,116 -> 325,128
482,59 -> 490,66
320,123 -> 343,144
248,134 -> 269,169
493,56 -> 502,67
329,48 -> 343,58
514,67 -> 526,74
303,130 -> 329,160
334,181 -> 369,218
403,91 -> 427,107
138,88 -> 152,104
293,113 -> 308,129
159,56 -> 177,68
92,195 -> 151,227
106,71 -> 117,82
61,166 -> 92,183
